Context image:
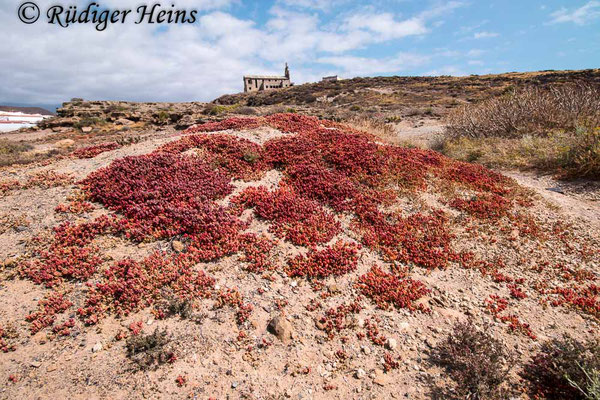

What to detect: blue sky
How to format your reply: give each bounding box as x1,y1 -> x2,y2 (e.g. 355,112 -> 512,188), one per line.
1,0 -> 599,109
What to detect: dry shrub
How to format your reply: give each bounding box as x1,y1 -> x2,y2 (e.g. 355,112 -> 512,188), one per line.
430,320 -> 513,399
344,117 -> 396,142
522,335 -> 600,400
345,116 -> 423,148
440,128 -> 600,179
561,127 -> 600,179
126,328 -> 176,370
445,83 -> 600,139
0,140 -> 32,155
0,139 -> 60,167
236,106 -> 258,115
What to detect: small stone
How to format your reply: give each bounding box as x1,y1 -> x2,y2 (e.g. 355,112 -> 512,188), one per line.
361,346 -> 371,355
92,342 -> 103,352
386,338 -> 397,350
46,365 -> 57,372
372,369 -> 388,386
146,317 -> 154,325
231,381 -> 238,389
115,118 -> 134,126
315,319 -> 326,330
30,361 -> 41,368
290,280 -> 297,288
172,240 -> 185,253
55,139 -> 75,148
81,127 -> 93,133
358,319 -> 365,328
267,316 -> 294,343
355,368 -> 366,379
328,284 -> 340,294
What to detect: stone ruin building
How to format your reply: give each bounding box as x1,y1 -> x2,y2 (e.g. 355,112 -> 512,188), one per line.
243,63 -> 292,93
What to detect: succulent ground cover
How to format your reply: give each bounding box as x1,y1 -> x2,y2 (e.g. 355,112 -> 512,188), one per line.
0,113 -> 598,398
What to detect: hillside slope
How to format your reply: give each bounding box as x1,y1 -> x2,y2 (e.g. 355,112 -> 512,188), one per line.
214,69 -> 600,121
0,114 -> 598,399
0,106 -> 54,116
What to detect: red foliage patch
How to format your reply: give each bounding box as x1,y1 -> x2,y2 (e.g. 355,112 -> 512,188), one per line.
82,153 -> 233,240
316,300 -> 363,339
78,252 -> 214,324
183,117 -> 262,134
356,210 -> 455,270
286,241 -> 360,279
55,199 -> 94,214
450,194 -> 511,220
485,295 -> 536,339
157,134 -> 268,180
26,170 -> 74,188
549,284 -> 600,319
14,114 -> 535,334
72,142 -> 120,159
20,217 -> 115,287
356,266 -> 430,311
26,292 -> 72,334
232,186 -> 340,246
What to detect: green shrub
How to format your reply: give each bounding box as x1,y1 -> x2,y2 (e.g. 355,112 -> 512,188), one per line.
73,117 -> 105,129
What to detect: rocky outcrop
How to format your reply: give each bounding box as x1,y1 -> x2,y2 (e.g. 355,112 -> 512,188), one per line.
40,100 -> 209,130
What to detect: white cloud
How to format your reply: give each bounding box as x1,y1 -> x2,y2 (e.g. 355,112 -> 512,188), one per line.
317,53 -> 429,76
344,13 -> 428,40
0,1 -> 462,106
467,49 -> 486,57
549,1 -> 600,25
424,65 -> 467,76
276,0 -> 348,12
473,31 -> 499,39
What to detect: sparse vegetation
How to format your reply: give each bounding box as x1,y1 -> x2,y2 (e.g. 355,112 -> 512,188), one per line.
0,139 -> 60,167
2,71 -> 600,399
441,83 -> 600,179
522,335 -> 600,400
430,320 -> 513,399
202,103 -> 240,116
445,83 -> 600,139
73,117 -> 106,130
125,328 -> 176,370
344,116 -> 397,143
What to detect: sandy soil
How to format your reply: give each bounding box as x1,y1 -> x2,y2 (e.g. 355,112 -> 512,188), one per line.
0,121 -> 598,400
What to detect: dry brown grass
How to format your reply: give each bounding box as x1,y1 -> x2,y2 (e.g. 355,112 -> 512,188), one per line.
440,128 -> 600,179
344,116 -> 422,148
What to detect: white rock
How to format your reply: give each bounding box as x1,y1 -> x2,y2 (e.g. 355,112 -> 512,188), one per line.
355,368 -> 366,379
92,342 -> 103,352
386,338 -> 398,350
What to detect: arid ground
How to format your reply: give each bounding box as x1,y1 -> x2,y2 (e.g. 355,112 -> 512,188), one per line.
0,72 -> 599,400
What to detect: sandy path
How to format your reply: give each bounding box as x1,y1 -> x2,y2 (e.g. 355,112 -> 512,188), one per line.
502,171 -> 600,228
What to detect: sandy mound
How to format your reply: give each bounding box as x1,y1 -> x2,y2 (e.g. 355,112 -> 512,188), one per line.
0,114 -> 598,399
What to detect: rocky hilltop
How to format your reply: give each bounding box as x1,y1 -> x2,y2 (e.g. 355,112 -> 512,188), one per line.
43,100 -> 209,131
